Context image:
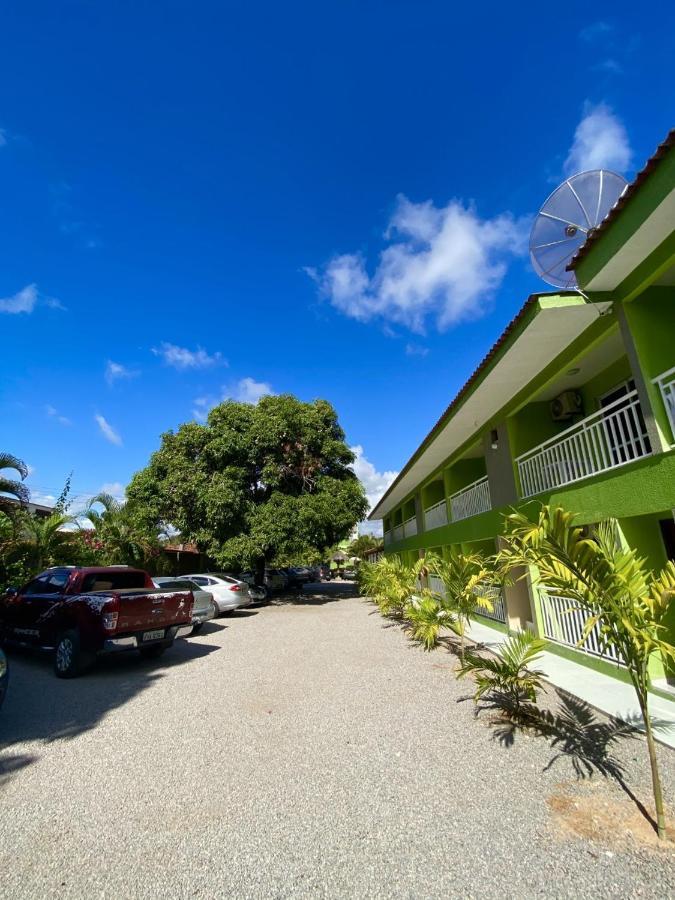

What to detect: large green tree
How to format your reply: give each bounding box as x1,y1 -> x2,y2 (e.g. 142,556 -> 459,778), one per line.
127,395 -> 368,574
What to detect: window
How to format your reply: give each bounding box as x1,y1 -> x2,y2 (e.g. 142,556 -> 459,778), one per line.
46,570 -> 70,592
189,576 -> 209,586
81,571 -> 147,592
23,576 -> 51,595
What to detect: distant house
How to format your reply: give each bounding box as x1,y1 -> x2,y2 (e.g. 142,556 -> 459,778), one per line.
0,498 -> 54,519
161,541 -> 204,575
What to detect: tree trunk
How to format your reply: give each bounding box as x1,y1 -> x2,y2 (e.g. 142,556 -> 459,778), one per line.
637,685 -> 667,839
254,556 -> 265,587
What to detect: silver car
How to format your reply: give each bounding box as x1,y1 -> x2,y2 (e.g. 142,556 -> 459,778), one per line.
185,573 -> 254,615
153,577 -> 217,634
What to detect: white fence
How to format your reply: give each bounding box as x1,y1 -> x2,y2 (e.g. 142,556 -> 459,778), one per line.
424,499 -> 448,531
516,390 -> 650,499
653,365 -> 675,443
449,475 -> 491,522
428,574 -> 446,597
539,592 -> 623,664
403,516 -> 418,538
474,584 -> 506,623
393,524 -> 404,542
383,530 -> 392,547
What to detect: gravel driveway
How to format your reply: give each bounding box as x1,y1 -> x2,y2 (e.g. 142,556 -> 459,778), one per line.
1,583 -> 674,898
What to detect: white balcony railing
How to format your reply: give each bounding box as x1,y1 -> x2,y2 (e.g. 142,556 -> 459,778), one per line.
393,524 -> 404,542
449,475 -> 491,522
424,499 -> 448,531
516,390 -> 650,499
653,365 -> 675,443
539,592 -> 623,665
428,574 -> 445,597
474,584 -> 507,623
403,516 -> 418,538
383,530 -> 393,547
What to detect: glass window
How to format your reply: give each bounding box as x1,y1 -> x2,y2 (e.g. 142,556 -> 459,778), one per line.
23,576 -> 51,595
47,570 -> 70,591
189,576 -> 209,586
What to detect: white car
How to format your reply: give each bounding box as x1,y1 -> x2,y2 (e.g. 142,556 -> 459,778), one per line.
153,577 -> 217,634
185,573 -> 253,615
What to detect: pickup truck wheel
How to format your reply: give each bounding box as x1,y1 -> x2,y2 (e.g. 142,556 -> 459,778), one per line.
139,643 -> 167,660
54,630 -> 83,679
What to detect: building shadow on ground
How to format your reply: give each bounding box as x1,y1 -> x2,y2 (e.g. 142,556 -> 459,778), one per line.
0,636 -> 220,786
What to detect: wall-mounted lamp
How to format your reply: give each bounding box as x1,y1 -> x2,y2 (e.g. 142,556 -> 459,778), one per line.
490,429 -> 499,451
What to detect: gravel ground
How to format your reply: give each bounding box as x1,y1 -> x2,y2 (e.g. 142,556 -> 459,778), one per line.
1,582 -> 674,899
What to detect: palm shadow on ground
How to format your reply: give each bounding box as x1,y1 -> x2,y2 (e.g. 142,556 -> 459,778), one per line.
473,687 -> 660,831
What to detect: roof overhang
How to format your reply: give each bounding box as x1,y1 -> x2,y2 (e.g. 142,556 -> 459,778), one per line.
369,295 -> 607,520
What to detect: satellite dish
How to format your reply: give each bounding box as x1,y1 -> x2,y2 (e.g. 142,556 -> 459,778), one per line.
530,170 -> 628,289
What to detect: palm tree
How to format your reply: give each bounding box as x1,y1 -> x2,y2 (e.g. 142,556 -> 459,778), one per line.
82,492 -> 156,566
504,504 -> 675,840
20,511 -> 77,572
426,549 -> 498,661
0,452 -> 29,505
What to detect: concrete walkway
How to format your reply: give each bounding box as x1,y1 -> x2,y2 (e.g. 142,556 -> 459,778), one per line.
467,617 -> 675,749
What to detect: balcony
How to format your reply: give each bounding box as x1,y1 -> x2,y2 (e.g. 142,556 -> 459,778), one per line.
539,591 -> 623,664
449,475 -> 491,522
424,499 -> 448,531
403,516 -> 418,538
653,365 -> 675,443
383,530 -> 392,547
516,390 -> 650,499
393,524 -> 404,542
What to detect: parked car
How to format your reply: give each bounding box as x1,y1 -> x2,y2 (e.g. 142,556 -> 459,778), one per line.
223,573 -> 268,603
0,566 -> 194,678
282,567 -> 312,589
265,568 -> 288,591
184,573 -> 253,614
319,564 -> 331,580
153,577 -> 216,634
0,647 -> 7,709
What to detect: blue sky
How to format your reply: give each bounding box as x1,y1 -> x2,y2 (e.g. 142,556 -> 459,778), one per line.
1,2 -> 673,525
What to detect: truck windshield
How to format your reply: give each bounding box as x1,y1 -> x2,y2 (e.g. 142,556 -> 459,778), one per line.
81,571 -> 148,592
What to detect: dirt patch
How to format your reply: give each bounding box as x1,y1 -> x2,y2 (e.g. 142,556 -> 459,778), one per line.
548,781 -> 675,853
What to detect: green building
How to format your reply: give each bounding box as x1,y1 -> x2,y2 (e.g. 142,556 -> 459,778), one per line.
369,129 -> 675,686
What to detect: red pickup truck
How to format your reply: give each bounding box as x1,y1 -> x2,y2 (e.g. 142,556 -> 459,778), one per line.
0,566 -> 194,677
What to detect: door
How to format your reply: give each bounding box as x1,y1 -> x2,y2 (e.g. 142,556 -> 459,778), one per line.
10,569 -> 71,646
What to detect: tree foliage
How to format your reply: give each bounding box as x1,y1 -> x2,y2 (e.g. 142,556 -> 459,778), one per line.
126,395 -> 368,570
503,504 -> 675,840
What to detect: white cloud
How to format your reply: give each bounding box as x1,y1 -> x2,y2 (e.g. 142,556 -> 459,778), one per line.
105,360 -> 137,386
350,445 -> 398,535
95,414 -> 122,446
152,342 -> 225,370
579,21 -> 612,42
46,405 -> 72,426
405,342 -> 429,357
564,103 -> 632,175
309,195 -> 527,333
0,284 -> 38,314
192,377 -> 275,421
99,481 -> 125,500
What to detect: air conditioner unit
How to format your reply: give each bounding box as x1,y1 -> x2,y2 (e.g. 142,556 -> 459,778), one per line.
550,390 -> 583,422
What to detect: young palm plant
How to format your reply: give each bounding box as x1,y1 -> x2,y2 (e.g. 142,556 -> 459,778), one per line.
427,549 -> 499,661
457,630 -> 548,716
83,492 -> 157,566
403,593 -> 455,651
364,555 -> 427,619
504,504 -> 675,840
18,511 -> 77,572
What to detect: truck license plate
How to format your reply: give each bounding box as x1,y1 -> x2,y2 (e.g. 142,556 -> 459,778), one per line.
142,629 -> 165,642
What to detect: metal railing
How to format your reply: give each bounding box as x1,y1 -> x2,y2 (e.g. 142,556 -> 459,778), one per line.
428,574 -> 446,597
383,530 -> 392,547
424,499 -> 448,531
516,390 -> 650,499
474,584 -> 507,623
449,475 -> 491,522
403,516 -> 418,538
653,365 -> 675,443
539,592 -> 623,664
393,524 -> 404,542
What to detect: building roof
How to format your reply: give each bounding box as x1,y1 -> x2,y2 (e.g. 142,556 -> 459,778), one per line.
369,291 -> 605,520
568,128 -> 675,271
